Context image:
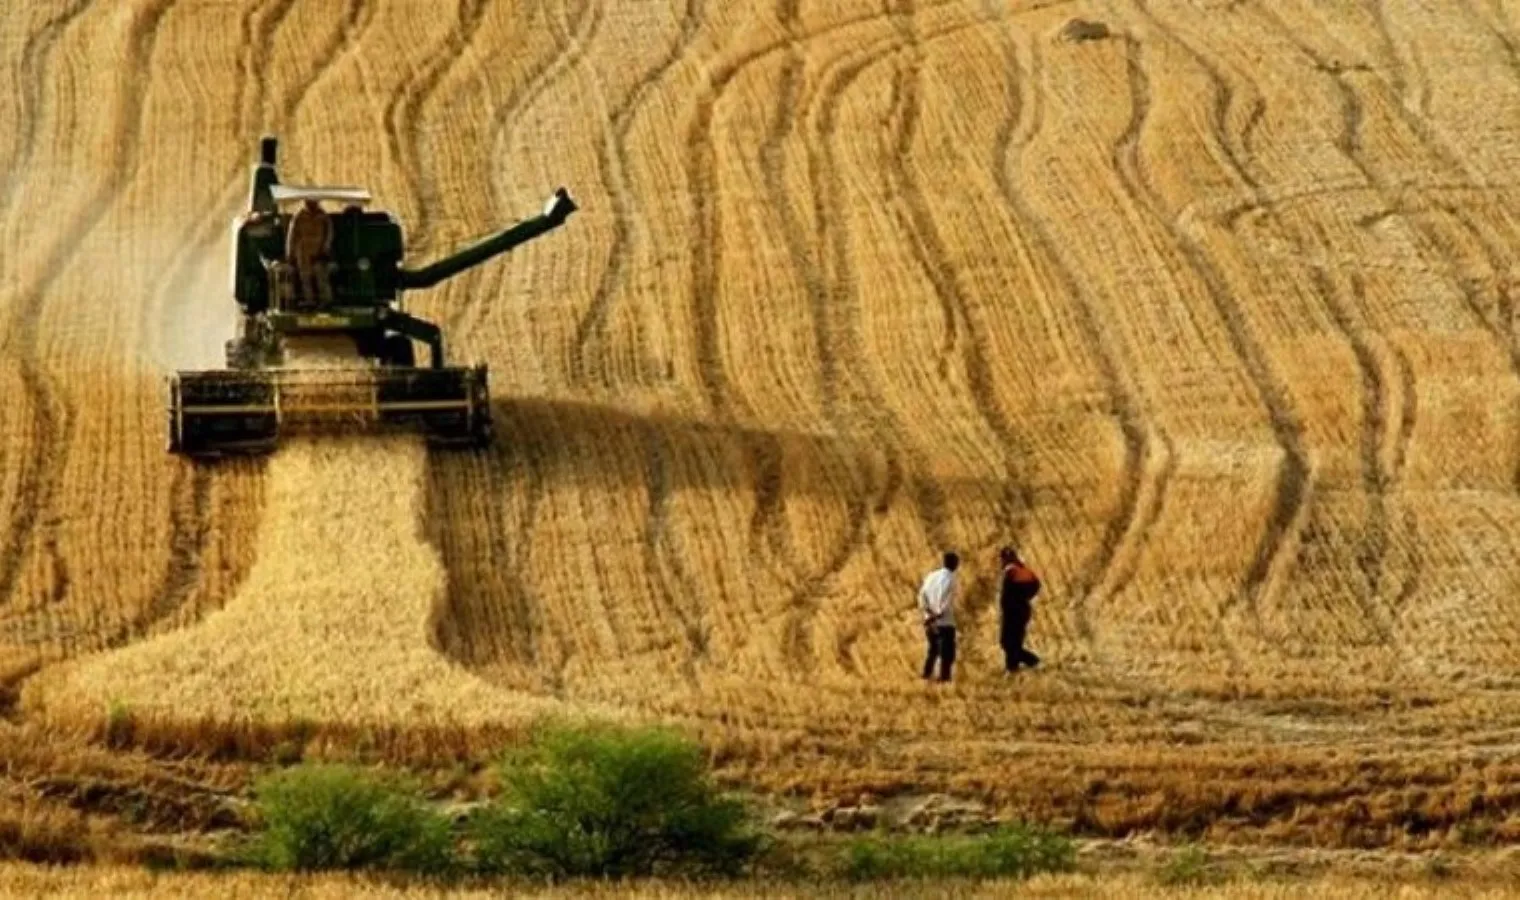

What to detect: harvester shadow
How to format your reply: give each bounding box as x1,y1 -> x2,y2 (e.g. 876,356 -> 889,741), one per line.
426,397 -> 1016,684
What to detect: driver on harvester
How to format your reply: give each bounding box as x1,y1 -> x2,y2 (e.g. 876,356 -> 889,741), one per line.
286,197 -> 333,307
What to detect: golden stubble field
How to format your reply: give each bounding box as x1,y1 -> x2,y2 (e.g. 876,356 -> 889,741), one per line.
3,0 -> 1520,850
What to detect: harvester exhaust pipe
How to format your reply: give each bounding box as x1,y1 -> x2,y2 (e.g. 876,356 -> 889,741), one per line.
250,135 -> 280,214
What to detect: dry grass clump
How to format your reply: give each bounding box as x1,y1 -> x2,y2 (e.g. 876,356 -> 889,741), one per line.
28,435 -> 553,731
0,866 -> 1507,899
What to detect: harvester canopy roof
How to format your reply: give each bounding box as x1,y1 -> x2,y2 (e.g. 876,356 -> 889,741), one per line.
270,184 -> 372,205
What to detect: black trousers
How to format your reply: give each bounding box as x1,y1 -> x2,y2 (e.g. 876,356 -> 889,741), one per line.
1002,614 -> 1039,671
923,626 -> 956,681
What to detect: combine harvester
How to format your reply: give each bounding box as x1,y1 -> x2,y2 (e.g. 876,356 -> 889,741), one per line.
166,136 -> 576,456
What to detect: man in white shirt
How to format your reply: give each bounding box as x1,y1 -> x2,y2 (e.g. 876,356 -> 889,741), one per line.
917,551 -> 960,682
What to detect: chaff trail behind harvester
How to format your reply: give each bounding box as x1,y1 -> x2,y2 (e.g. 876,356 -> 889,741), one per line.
166,136 -> 576,456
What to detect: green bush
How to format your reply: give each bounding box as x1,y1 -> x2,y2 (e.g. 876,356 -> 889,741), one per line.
840,825 -> 1076,880
466,721 -> 761,878
245,763 -> 453,873
1156,843 -> 1223,886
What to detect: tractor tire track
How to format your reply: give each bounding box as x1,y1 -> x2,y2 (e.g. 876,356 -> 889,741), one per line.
572,0 -> 705,384
0,0 -> 178,619
784,10 -> 948,675
643,431 -> 708,683
1459,0 -> 1520,92
459,0 -> 595,346
985,14 -> 1155,657
613,3 -> 714,683
0,0 -> 95,614
1138,2 -> 1400,646
775,9 -> 992,674
0,0 -> 94,242
136,0 -> 378,642
684,0 -> 965,419
382,0 -> 490,258
1112,32 -> 1311,652
236,0 -> 299,131
756,0 -> 894,677
1366,0 -> 1430,118
1249,3 -> 1520,490
275,0 -> 375,129
427,1 -> 594,688
888,0 -> 1028,554
696,7 -> 924,672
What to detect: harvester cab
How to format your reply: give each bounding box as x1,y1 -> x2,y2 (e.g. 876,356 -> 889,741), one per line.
167,136 -> 576,456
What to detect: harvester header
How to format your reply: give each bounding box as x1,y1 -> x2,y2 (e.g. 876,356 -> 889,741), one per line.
166,136 -> 576,456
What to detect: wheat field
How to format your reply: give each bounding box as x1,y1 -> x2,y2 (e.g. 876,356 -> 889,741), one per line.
3,0 -> 1520,850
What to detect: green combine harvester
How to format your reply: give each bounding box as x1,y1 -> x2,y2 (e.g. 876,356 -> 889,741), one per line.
166,136 -> 576,456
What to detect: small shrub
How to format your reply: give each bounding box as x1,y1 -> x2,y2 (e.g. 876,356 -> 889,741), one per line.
839,824 -> 1076,880
466,721 -> 761,878
1157,843 -> 1223,886
245,763 -> 453,873
1426,852 -> 1455,879
104,700 -> 135,749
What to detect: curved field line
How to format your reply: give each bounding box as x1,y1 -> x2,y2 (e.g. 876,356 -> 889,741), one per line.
888,0 -> 1028,548
0,0 -> 179,617
1247,2 -> 1520,492
1366,0 -> 1431,118
0,0 -> 95,250
271,0 -> 376,131
133,0 -> 380,644
428,1 -> 596,689
751,0 -> 884,676
1253,0 -> 1520,358
0,0 -> 95,613
456,0 -> 595,347
777,10 -> 1004,673
236,0 -> 299,129
683,0 -> 964,418
689,6 -> 958,672
1138,1 -> 1402,647
556,0 -> 719,678
381,0 -> 491,258
1112,32 -> 1312,656
641,429 -> 708,682
983,17 -> 1157,658
571,0 -> 705,384
1458,0 -> 1520,90
781,13 -> 939,674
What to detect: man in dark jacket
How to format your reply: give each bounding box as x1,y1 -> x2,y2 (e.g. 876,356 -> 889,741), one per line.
998,546 -> 1041,674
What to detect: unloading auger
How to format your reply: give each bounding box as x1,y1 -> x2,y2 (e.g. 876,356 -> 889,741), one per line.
166,136 -> 576,456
